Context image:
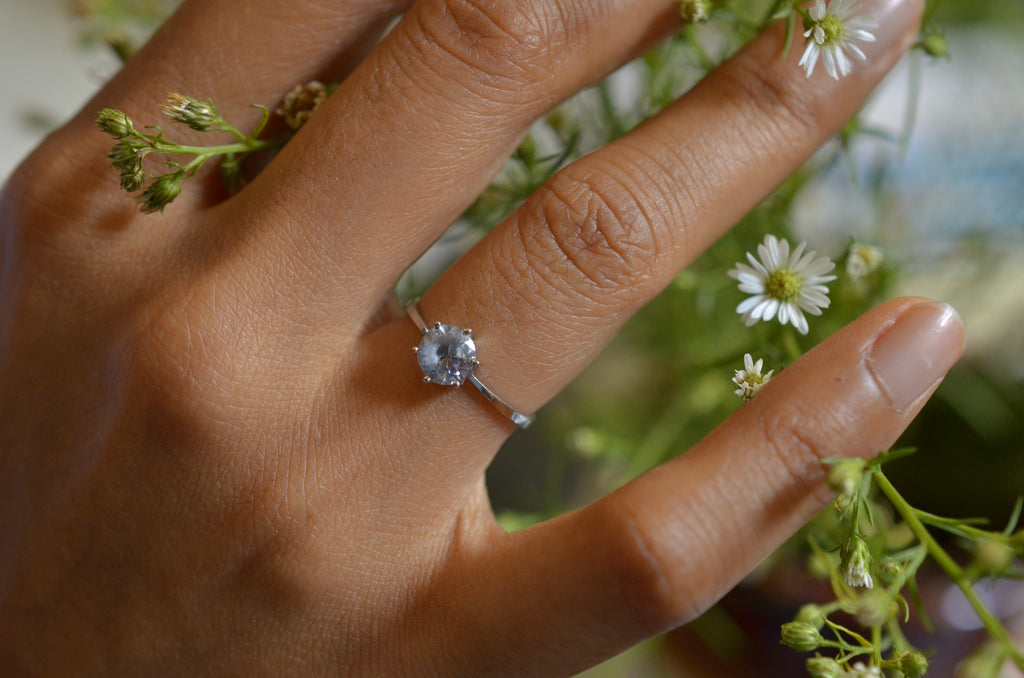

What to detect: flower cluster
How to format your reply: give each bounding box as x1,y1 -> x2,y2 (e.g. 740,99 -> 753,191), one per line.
97,93 -> 278,212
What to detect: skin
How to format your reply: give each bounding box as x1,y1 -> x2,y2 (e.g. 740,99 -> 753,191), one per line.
0,0 -> 958,675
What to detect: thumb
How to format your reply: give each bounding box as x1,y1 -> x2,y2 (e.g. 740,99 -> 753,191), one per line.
463,297 -> 964,677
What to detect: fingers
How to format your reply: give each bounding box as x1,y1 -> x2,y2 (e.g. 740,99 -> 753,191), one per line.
459,298 -> 965,677
412,0 -> 923,427
232,0 -> 682,322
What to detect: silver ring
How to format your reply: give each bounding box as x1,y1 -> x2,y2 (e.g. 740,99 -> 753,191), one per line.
407,303 -> 534,429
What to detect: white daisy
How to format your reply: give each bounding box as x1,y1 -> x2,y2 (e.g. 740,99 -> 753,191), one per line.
845,242 -> 884,281
728,234 -> 837,335
732,353 -> 774,402
799,0 -> 878,80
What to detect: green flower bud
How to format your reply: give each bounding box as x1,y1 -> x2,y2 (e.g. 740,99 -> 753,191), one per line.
1011,530 -> 1024,553
96,108 -> 134,138
974,539 -> 1014,574
107,140 -> 146,192
517,134 -> 537,165
900,650 -> 930,678
163,93 -> 220,131
219,153 -> 246,196
139,172 -> 183,213
806,655 -> 842,678
955,641 -> 1006,678
808,551 -> 833,580
780,622 -> 824,652
794,603 -> 826,630
679,0 -> 712,23
920,33 -> 949,59
840,535 -> 874,589
853,589 -> 896,628
827,458 -> 865,497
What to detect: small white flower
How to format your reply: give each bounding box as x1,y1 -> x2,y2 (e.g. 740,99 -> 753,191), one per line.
846,242 -> 884,281
842,662 -> 882,678
840,535 -> 875,589
732,353 -> 774,401
799,0 -> 878,80
728,234 -> 836,335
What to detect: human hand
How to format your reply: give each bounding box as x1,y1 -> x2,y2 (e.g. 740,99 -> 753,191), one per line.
0,0 -> 962,675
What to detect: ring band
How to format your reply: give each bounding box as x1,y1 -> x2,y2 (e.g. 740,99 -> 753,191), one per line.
407,303 -> 534,429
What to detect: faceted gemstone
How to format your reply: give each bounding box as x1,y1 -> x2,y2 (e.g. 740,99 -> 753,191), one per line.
416,324 -> 477,386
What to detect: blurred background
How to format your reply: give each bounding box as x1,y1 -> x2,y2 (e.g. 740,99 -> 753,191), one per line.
1,0 -> 1022,676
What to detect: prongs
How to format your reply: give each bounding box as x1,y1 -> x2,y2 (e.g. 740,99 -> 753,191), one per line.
433,321 -> 442,329
463,328 -> 472,336
412,347 -> 419,354
422,376 -> 432,384
471,359 -> 480,366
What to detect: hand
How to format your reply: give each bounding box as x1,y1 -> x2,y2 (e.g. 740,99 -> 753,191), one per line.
0,0 -> 961,675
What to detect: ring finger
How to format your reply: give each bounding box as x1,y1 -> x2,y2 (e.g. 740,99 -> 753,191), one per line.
357,0 -> 923,477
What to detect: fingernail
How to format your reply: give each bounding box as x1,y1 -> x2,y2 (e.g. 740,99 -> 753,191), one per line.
867,302 -> 965,412
859,0 -> 923,62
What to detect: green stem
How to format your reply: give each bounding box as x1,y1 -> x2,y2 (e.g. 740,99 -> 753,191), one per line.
152,138 -> 281,157
781,328 -> 803,363
874,470 -> 1024,669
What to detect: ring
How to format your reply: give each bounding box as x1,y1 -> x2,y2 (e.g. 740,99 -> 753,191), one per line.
407,303 -> 534,429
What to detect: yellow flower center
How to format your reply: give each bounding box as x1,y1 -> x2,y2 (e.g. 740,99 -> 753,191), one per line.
818,14 -> 845,43
765,269 -> 803,301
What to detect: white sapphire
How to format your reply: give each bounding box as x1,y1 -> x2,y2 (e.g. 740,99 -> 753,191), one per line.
415,324 -> 478,386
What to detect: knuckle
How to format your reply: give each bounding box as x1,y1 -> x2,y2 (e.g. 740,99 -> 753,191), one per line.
758,406 -> 834,503
2,137 -> 128,247
520,164 -> 664,300
590,499 -> 703,632
412,0 -> 566,87
721,50 -> 825,142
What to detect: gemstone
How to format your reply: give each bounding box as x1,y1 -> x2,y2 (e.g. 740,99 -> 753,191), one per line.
416,324 -> 478,386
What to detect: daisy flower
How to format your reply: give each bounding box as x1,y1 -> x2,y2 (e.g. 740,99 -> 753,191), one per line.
799,0 -> 878,80
728,234 -> 836,335
732,353 -> 774,402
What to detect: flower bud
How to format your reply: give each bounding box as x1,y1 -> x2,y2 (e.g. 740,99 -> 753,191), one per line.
827,458 -> 865,498
794,603 -> 826,630
880,560 -> 903,579
277,81 -> 332,131
840,535 -> 874,589
219,153 -> 246,196
974,539 -> 1014,574
956,641 -> 1005,678
139,172 -> 183,213
107,140 -> 146,192
806,549 -> 832,579
679,0 -> 712,23
1011,530 -> 1024,553
163,93 -> 219,131
920,33 -> 949,59
900,650 -> 930,678
853,589 -> 896,628
96,108 -> 134,138
517,134 -> 538,165
780,622 -> 824,652
806,655 -> 842,678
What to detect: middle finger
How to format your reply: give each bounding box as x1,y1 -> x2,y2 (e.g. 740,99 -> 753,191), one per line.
230,0 -> 682,327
